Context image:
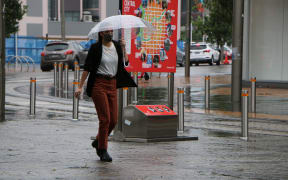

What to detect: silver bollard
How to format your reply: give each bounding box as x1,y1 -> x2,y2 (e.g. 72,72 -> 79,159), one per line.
132,72 -> 138,104
30,77 -> 36,116
58,62 -> 63,90
54,62 -> 58,90
250,77 -> 256,113
205,76 -> 210,109
117,88 -> 124,132
74,61 -> 79,80
76,65 -> 80,82
177,87 -> 184,133
64,64 -> 69,93
168,73 -> 175,110
72,80 -> 79,120
123,87 -> 129,107
241,90 -> 249,140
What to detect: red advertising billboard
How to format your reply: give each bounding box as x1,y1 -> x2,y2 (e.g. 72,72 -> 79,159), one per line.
122,0 -> 178,72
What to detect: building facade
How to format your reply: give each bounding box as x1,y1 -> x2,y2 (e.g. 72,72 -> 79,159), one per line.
18,0 -> 120,39
243,0 -> 288,82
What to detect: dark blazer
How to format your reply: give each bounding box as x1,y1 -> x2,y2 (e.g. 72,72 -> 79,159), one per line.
83,40 -> 137,97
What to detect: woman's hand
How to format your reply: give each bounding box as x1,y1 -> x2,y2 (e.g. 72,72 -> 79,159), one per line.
120,39 -> 126,48
74,87 -> 82,98
120,39 -> 129,63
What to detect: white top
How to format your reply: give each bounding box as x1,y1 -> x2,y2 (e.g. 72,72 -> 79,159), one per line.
97,43 -> 118,76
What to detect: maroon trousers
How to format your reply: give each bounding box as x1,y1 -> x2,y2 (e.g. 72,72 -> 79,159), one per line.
91,77 -> 118,150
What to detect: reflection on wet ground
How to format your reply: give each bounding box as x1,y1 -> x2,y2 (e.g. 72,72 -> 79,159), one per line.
6,67 -> 288,120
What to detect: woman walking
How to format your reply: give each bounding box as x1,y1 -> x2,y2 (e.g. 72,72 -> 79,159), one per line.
74,30 -> 137,162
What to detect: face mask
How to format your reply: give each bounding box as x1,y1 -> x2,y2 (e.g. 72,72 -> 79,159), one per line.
103,33 -> 113,42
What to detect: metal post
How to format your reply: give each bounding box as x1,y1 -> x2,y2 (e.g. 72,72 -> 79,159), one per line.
30,77 -> 36,116
54,62 -> 58,89
58,62 -> 63,90
117,88 -> 123,131
76,65 -> 80,82
132,72 -> 138,104
168,73 -> 174,110
241,90 -> 249,140
60,0 -> 65,40
0,0 -> 5,121
74,62 -> 79,80
250,77 -> 256,113
72,80 -> 79,120
15,32 -> 18,58
64,63 -> 69,93
185,0 -> 191,77
205,76 -> 210,109
177,87 -> 184,132
231,0 -> 244,104
123,87 -> 128,107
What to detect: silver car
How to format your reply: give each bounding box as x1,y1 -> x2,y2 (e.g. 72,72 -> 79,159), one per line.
176,47 -> 185,67
40,41 -> 88,71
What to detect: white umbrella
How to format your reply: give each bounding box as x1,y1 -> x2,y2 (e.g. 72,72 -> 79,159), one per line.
88,15 -> 156,39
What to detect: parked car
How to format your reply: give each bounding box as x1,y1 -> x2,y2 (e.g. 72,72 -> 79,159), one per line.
176,47 -> 185,67
190,42 -> 221,66
40,41 -> 88,71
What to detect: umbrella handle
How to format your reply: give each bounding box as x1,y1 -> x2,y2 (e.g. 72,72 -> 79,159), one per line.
123,57 -> 129,67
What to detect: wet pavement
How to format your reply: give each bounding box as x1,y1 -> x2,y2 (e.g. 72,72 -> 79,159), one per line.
1,65 -> 288,179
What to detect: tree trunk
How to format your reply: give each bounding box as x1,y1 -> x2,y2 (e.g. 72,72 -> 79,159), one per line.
220,45 -> 225,62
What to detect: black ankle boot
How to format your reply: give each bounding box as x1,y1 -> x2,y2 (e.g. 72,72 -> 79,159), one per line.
91,140 -> 100,157
98,149 -> 112,162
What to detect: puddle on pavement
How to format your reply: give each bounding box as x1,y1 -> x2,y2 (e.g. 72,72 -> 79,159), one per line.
206,130 -> 239,138
4,109 -> 29,121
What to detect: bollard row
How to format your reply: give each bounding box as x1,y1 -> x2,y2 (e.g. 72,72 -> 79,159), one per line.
58,62 -> 63,90
132,72 -> 138,104
30,77 -> 36,116
177,87 -> 184,132
168,73 -> 174,110
123,87 -> 129,108
53,62 -> 80,120
241,90 -> 249,140
205,75 -> 210,109
64,64 -> 69,93
250,77 -> 256,113
72,80 -> 79,120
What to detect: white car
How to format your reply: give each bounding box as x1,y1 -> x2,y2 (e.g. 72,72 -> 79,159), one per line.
190,42 -> 221,66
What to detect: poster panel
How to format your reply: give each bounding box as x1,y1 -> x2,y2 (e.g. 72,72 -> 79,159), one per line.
135,105 -> 176,116
123,0 -> 178,72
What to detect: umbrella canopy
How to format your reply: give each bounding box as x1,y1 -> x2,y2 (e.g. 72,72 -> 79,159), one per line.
88,15 -> 156,39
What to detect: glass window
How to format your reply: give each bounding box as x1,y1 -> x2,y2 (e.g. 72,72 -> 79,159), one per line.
46,43 -> 69,51
83,0 -> 99,9
76,43 -> 84,50
65,11 -> 80,22
191,45 -> 207,50
48,0 -> 58,21
83,0 -> 99,22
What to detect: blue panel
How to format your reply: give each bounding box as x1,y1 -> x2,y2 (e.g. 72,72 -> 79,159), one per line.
177,40 -> 185,51
5,36 -> 48,64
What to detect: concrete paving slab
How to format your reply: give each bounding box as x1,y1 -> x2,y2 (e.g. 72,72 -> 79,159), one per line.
2,66 -> 288,179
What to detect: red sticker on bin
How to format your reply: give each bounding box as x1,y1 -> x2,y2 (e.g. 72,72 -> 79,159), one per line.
135,105 -> 176,116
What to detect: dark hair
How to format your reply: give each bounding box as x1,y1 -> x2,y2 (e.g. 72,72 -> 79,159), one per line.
98,32 -> 102,43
